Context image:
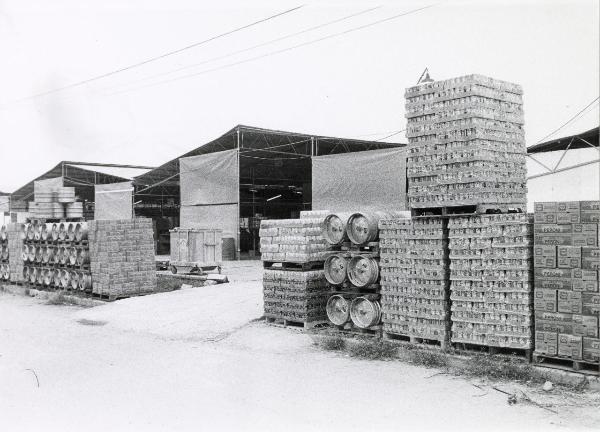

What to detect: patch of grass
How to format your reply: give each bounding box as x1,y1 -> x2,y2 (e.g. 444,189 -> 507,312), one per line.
347,339 -> 398,360
155,277 -> 183,293
315,336 -> 346,351
454,354 -> 537,382
76,318 -> 108,326
407,349 -> 450,368
46,291 -> 67,305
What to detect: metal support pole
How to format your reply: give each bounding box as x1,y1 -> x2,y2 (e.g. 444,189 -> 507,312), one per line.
237,127 -> 241,261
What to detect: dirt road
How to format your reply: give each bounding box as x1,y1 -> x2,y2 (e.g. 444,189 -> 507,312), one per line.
1,262 -> 598,431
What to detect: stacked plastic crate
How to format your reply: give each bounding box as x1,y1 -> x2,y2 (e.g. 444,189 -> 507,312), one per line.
0,225 -> 8,283
533,201 -> 600,370
448,214 -> 534,352
260,213 -> 329,328
405,74 -> 527,212
379,217 -> 450,347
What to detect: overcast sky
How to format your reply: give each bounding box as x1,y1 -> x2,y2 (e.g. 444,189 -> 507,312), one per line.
0,0 -> 598,192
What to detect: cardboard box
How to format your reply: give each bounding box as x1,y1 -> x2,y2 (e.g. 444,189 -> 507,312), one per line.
573,314 -> 599,338
534,289 -> 557,312
582,247 -> 600,270
580,201 -> 600,223
535,278 -> 572,290
535,311 -> 574,334
535,202 -> 559,213
534,213 -> 557,224
572,268 -> 598,280
534,268 -> 573,280
557,290 -> 582,314
534,256 -> 557,268
573,279 -> 599,292
557,202 -> 581,213
582,337 -> 600,362
534,234 -> 572,246
582,293 -> 600,315
573,224 -> 598,247
535,331 -> 558,355
558,333 -> 583,359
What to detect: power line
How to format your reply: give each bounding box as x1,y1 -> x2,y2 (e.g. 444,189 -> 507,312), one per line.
109,3 -> 437,97
376,129 -> 406,141
109,6 -> 382,92
0,5 -> 304,109
533,97 -> 599,145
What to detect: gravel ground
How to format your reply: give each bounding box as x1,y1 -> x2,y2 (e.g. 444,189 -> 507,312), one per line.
0,261 -> 599,431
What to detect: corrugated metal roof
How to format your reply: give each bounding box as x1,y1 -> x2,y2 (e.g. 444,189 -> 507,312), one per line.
528,126 -> 599,154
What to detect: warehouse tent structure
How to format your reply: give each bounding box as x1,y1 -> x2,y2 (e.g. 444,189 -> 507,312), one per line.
526,126 -> 599,211
10,161 -> 153,218
134,124 -> 404,256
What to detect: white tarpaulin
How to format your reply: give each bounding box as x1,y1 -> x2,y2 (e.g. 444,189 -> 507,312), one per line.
179,149 -> 239,238
94,181 -> 133,220
312,148 -> 407,212
180,149 -> 238,206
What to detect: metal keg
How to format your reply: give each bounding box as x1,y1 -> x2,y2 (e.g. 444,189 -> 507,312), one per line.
349,297 -> 382,329
347,255 -> 379,288
74,222 -> 88,242
321,212 -> 351,246
326,294 -> 351,326
324,253 -> 349,285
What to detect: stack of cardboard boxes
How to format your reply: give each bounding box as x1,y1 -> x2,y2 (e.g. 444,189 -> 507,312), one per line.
533,201 -> 600,364
259,218 -> 328,263
379,217 -> 450,345
260,215 -> 329,325
6,223 -> 23,283
404,74 -> 527,209
449,214 -> 534,349
89,218 -> 157,299
263,269 -> 328,323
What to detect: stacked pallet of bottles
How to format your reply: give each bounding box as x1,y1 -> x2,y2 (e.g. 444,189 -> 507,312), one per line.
533,201 -> 600,372
379,217 -> 450,347
405,74 -> 527,212
0,225 -> 8,283
448,214 -> 534,352
260,212 -> 329,329
21,220 -> 92,292
323,212 -> 392,335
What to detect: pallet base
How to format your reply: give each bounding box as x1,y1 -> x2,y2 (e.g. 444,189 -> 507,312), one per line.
533,353 -> 599,376
263,261 -> 324,271
452,342 -> 532,361
411,203 -> 525,217
326,322 -> 383,338
264,316 -> 328,330
383,332 -> 448,349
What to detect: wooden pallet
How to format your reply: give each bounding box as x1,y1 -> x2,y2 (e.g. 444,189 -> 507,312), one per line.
328,323 -> 383,338
264,316 -> 328,330
263,261 -> 324,271
452,341 -> 532,361
26,218 -> 85,223
411,203 -> 526,218
383,332 -> 448,350
327,242 -> 380,256
532,353 -> 599,375
327,281 -> 380,293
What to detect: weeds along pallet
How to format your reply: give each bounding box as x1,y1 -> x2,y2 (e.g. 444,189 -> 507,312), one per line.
404,74 -> 527,210
259,218 -> 328,263
533,201 -> 600,367
448,213 -> 534,350
263,269 -> 328,323
378,217 -> 450,343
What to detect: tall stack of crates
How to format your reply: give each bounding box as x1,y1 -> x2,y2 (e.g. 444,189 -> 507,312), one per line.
533,201 -> 600,369
448,214 -> 534,350
405,74 -> 527,211
260,214 -> 329,328
0,225 -> 8,282
6,223 -> 23,283
379,217 -> 450,347
88,218 -> 157,300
